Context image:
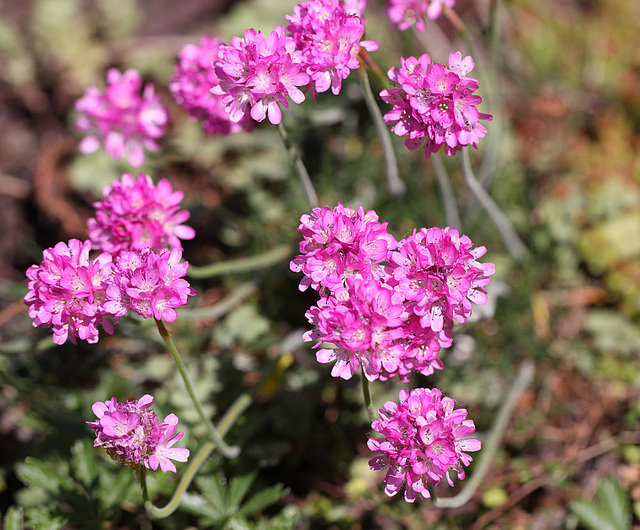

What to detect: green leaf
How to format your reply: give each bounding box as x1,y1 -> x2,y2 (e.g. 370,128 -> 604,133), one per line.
24,506 -> 66,530
179,491 -> 224,521
71,439 -> 98,487
16,458 -> 73,494
570,499 -> 619,530
228,472 -> 257,511
196,473 -> 229,516
599,477 -> 631,530
238,484 -> 286,517
101,469 -> 136,510
4,506 -> 24,530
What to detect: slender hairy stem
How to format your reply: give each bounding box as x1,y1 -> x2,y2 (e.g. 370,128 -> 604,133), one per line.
155,319 -> 240,458
461,149 -> 529,260
359,68 -> 405,196
276,121 -> 318,209
433,360 -> 535,508
141,393 -> 252,518
188,245 -> 291,279
361,370 -> 376,423
431,154 -> 462,230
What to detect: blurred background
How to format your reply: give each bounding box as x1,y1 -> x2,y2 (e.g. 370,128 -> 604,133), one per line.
0,0 -> 639,528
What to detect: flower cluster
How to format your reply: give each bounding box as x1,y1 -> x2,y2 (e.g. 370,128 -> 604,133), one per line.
87,173 -> 195,256
212,26 -> 310,125
170,36 -> 253,135
105,248 -> 196,323
24,239 -> 115,345
286,0 -> 378,95
25,242 -> 195,344
368,387 -> 480,502
291,204 -> 493,382
381,52 -> 493,158
74,68 -> 169,167
386,0 -> 455,32
88,394 -> 190,473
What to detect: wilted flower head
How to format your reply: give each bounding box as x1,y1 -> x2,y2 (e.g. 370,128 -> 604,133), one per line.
212,26 -> 310,124
88,394 -> 190,473
105,248 -> 196,323
386,0 -> 455,32
381,51 -> 492,157
87,173 -> 196,256
74,68 -> 169,167
368,387 -> 480,502
170,35 -> 253,135
286,0 -> 378,95
24,239 -> 115,345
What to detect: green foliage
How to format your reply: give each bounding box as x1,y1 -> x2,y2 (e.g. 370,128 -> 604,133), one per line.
570,477 -> 631,530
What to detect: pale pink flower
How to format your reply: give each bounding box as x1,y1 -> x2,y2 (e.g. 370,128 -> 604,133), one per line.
386,0 -> 456,32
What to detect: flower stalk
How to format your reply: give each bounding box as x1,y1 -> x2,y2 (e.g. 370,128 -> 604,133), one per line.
276,121 -> 318,209
155,318 -> 240,459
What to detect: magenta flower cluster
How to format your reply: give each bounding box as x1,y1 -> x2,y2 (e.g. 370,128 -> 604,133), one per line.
88,394 -> 190,473
291,203 -> 494,382
211,0 -> 377,125
286,0 -> 378,95
25,239 -> 115,345
170,36 -> 253,135
381,51 -> 493,158
368,387 -> 480,502
87,173 -> 195,256
74,69 -> 169,167
25,240 -> 195,344
386,0 -> 455,32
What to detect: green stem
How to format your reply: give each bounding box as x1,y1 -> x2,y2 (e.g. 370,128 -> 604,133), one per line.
155,319 -> 239,459
461,148 -> 529,260
178,282 -> 257,321
188,245 -> 291,279
433,360 -> 535,508
359,68 -> 405,197
361,370 -> 376,423
141,393 -> 252,518
276,121 -> 318,209
431,154 -> 461,230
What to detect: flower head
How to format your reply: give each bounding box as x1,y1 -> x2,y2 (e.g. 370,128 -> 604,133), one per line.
386,0 -> 455,32
286,0 -> 378,95
105,248 -> 196,322
212,26 -> 310,125
87,173 -> 196,256
368,387 -> 480,502
381,52 -> 492,157
88,394 -> 190,473
170,36 -> 253,135
74,69 -> 169,167
24,239 -> 115,345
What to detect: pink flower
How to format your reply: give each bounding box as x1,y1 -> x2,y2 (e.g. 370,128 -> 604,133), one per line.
87,173 -> 195,256
170,36 -> 253,135
88,395 -> 190,473
24,239 -> 115,345
286,0 -> 378,95
105,248 -> 196,322
386,0 -> 455,32
368,387 -> 480,502
75,69 -> 168,167
212,26 -> 310,125
381,52 -> 492,158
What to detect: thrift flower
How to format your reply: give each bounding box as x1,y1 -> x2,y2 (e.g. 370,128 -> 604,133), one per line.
380,52 -> 492,157
368,387 -> 480,502
24,239 -> 115,345
87,173 -> 196,256
88,394 -> 190,472
74,68 -> 168,167
105,248 -> 196,322
286,0 -> 378,95
170,35 -> 253,135
386,0 -> 455,31
212,26 -> 310,124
